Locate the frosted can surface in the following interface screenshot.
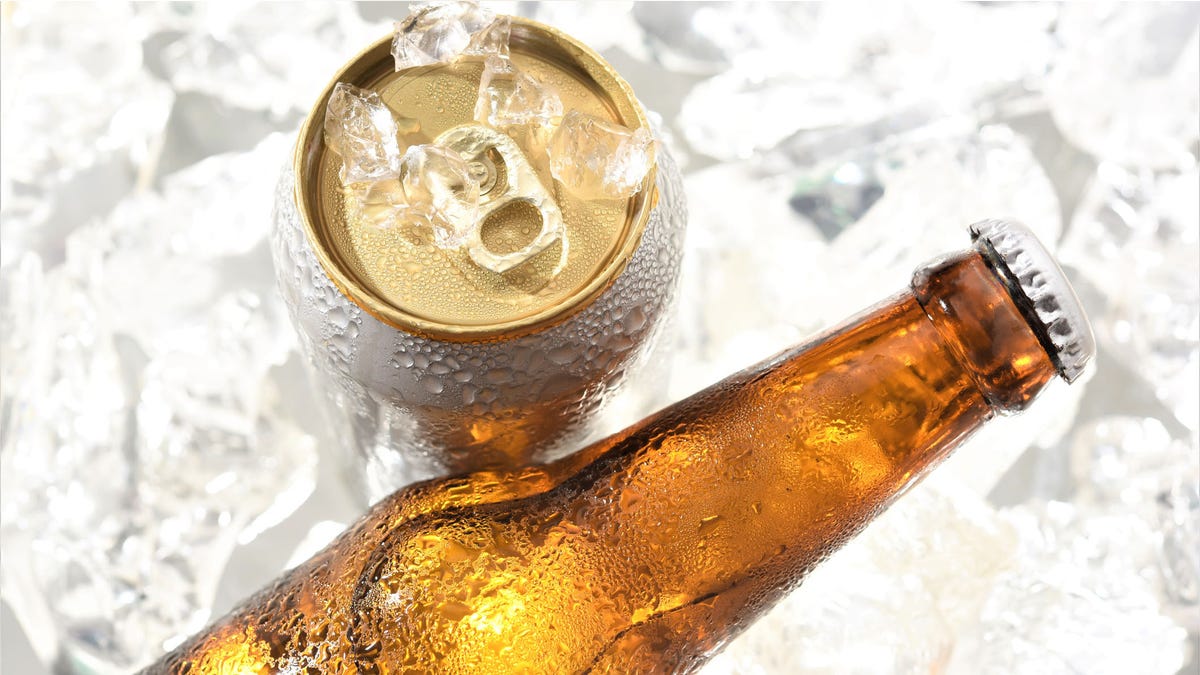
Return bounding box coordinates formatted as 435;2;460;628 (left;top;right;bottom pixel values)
271;17;686;502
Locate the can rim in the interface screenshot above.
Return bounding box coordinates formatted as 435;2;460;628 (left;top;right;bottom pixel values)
292;17;657;342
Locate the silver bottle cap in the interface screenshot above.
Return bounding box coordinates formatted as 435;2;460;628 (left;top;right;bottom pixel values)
969;219;1096;383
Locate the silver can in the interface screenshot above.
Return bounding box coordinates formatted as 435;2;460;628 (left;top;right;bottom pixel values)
271;18;686;502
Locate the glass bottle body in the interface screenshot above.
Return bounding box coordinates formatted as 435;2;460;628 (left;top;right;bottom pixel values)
148;248;1063;674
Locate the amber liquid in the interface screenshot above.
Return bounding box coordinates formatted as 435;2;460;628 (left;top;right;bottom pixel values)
148;252;1056;674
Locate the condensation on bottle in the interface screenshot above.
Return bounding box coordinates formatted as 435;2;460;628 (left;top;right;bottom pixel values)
145;219;1094;675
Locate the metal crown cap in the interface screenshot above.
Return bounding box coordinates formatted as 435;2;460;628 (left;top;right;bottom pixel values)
969;219;1096;383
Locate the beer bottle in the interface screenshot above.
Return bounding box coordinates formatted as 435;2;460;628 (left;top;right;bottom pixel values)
145;220;1094;674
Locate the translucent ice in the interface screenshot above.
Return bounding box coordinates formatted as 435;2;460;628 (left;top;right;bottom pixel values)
700;478;1018;674
527;1;641;55
674;121;1061;398
633;2;821;75
474;55;563;130
1155;471;1200;618
0;1;170;183
677;3;1056;160
548;111;655;200
1069;416;1180;509
0;135;316;671
344;178;409;230
680;70;888;161
324;83;404;185
391;1;510;71
59;134;293;354
1047;3;1200;169
156;2;381;116
399;144;482;249
948;502;1189;675
1061;164;1200;429
1066;416;1200;620
0;1;173;269
159;133;294;259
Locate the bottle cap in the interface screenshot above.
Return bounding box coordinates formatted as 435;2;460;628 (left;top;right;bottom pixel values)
969;219;1096;383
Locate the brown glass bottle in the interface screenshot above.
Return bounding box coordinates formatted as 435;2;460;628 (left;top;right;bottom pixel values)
145;220;1093;675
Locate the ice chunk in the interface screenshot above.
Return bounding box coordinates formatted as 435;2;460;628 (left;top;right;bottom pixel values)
0;133;316;670
160;133;294;259
0;1;173;271
788;160;885;241
399;144;482;248
344;178;409;230
948;502;1189;675
680;70;887;161
391;1;510;71
473;55;563;167
548;111;655;200
633;2;820;75
528;1;641;55
676;3;1056;160
156;2;382;115
1069;417;1179;509
673;121;1062;400
1066;416;1199;620
1061;165;1200;429
1155;471;1200;616
700;479;1018;674
324;83;404;184
474;55;563;129
1047;4;1200;169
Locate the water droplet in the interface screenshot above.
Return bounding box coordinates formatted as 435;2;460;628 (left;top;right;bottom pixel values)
698;514;722;536
421;377;445;394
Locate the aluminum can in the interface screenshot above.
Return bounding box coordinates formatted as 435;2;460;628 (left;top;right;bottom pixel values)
271;18;686;502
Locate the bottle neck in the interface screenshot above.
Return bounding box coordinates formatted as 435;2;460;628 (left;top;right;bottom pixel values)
911;250;1058;413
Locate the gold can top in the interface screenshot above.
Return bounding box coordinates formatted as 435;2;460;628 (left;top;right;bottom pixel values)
294;17;656;341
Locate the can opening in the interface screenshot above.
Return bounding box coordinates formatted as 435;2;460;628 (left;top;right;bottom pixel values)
294;18;656;341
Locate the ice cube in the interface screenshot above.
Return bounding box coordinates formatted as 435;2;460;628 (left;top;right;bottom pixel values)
0;132;317;670
391;1;510;71
1047;4;1200;169
399;144;481;248
528;1;642;55
156;2;382;115
676;3;1056;161
700;479;1018;675
1155;471;1200;616
344;178;409;230
1069;416;1179;509
548;111;655;200
474;55;563;130
1061;165;1200;429
324;83;404;184
948;502;1189;675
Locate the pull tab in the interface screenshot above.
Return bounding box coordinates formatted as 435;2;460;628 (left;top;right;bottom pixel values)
435;124;567;274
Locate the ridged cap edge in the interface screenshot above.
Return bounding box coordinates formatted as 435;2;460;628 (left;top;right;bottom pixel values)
970;219;1096;383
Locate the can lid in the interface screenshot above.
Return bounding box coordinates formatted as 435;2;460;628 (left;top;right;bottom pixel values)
294;18;656;341
969;219;1096;383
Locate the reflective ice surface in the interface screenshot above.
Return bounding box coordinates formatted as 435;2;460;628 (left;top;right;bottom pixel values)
391;1;509;70
548;111;655;199
474;55;563;133
1;2;1197;674
324;83;405;184
397;143;482;248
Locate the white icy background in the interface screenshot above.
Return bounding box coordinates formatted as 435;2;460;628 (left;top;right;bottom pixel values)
1;2;1197;673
